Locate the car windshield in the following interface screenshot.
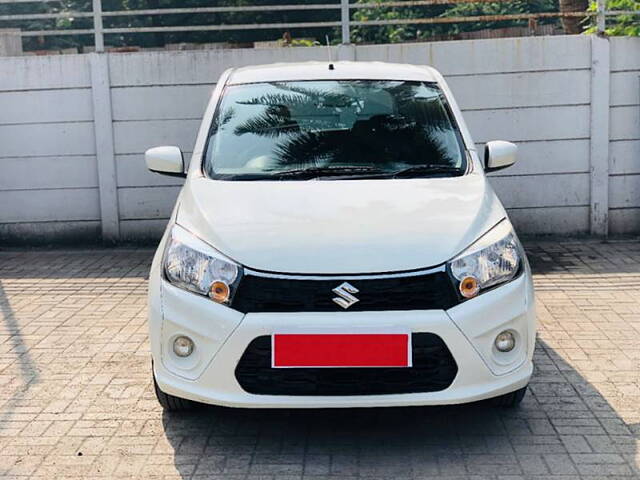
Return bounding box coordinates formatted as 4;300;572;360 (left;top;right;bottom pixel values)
203;80;467;180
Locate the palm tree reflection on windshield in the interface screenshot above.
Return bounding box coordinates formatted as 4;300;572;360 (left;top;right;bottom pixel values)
210;106;235;132
233;104;301;139
230;81;456;172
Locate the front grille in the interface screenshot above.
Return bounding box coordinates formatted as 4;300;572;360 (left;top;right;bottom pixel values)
235;333;458;396
232;269;457;313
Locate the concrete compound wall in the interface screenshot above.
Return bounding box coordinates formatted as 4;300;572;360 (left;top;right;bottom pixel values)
608;38;640;235
0;35;638;244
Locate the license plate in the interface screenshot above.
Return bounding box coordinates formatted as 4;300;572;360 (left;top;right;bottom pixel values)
272;333;412;368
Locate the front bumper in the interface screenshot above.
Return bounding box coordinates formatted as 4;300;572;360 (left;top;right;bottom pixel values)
149;259;536;408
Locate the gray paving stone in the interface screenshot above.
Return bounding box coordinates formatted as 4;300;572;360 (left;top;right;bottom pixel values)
561;435;593;453
516;454;548;474
0;240;638;478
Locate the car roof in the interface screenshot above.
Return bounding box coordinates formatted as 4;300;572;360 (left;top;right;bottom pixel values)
226;61;440;85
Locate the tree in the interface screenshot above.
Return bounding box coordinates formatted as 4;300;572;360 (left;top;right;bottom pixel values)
351;0;561;42
439;0;559;34
584;0;640;35
351;0;451;43
558;0;588;33
2;0;637;52
0;0;338;51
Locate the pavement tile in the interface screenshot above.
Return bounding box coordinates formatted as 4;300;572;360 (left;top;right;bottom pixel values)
0;240;638;478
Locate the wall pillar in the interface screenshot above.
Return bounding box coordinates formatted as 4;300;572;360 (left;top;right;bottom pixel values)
589;35;610;237
340;0;350;45
90;53;119;243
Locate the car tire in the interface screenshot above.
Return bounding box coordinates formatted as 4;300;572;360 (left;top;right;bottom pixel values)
491;385;528;407
153;373;196;411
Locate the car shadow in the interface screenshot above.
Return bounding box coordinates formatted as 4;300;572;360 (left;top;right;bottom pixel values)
160;338;639;478
524;238;640;276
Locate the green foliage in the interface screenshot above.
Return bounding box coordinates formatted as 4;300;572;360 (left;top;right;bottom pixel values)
2;0;637;51
439;0;559;33
351;0;450;43
584;0;640;35
0;0;336;51
350;0;560;42
288;38;322;47
0;0;93;50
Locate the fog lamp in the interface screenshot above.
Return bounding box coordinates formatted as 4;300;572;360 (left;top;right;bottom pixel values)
495;331;516;352
209;281;230;303
173;336;194;357
459;275;480;298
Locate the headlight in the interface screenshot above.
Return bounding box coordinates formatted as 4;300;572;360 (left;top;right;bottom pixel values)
448;220;521;299
163;224;242;304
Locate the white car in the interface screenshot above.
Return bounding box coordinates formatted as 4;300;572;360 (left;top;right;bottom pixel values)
145;61;536;411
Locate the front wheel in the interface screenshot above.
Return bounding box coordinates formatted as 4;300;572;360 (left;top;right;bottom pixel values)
153;372;196;411
491;385;528;407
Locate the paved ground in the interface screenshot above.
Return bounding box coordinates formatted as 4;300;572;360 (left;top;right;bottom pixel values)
0;239;638;479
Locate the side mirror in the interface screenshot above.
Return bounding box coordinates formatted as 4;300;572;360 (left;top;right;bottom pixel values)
484;141;517;173
145;146;185;178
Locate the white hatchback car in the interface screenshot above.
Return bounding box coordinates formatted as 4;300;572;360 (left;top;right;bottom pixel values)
146;61;536;411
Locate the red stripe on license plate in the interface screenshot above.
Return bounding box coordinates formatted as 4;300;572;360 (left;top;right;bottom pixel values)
272;333;411;368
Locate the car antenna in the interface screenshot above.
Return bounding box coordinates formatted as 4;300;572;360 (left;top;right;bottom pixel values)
325;35;334;70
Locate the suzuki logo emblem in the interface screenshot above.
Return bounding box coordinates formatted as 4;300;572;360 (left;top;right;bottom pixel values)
332;282;360;309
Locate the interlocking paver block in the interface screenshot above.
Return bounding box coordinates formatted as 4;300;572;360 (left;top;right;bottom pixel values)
0;240;638;479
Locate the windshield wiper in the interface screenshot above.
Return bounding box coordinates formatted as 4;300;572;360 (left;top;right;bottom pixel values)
391;164;463;178
272;165;388;180
215;164;463;181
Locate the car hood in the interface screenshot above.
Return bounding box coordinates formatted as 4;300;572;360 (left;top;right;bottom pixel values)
177;173;506;274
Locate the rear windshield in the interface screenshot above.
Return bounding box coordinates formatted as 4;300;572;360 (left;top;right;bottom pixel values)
203;80;467;180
